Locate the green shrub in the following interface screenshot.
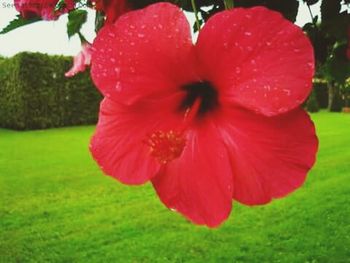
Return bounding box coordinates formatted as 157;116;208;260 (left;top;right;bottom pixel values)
328;85;343;112
306;89;320;113
314;82;328;108
0;52;102;130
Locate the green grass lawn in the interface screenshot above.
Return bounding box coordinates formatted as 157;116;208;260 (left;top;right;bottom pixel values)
0;112;349;262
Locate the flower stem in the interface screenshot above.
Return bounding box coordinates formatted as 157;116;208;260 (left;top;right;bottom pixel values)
306;2;316;26
191;0;201;32
223;0;234;9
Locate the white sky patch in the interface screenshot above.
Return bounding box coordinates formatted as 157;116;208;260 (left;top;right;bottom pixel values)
0;1;321;57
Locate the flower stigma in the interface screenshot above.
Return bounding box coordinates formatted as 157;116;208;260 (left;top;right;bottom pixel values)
145;98;202;164
146;130;186;164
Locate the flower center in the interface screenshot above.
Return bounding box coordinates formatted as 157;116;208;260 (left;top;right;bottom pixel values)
146;130;186;165
180;81;219;116
145;98;202;165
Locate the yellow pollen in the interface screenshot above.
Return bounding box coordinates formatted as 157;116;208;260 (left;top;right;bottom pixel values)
146;130;186;164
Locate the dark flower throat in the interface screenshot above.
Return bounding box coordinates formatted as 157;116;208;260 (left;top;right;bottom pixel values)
180;81;219;116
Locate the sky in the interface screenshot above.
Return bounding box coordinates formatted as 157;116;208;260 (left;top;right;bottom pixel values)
0;1;322;57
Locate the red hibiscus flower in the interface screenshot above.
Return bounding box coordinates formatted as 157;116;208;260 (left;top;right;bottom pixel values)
92;0;130;24
65;42;93;77
90;3;318;227
14;0;75;20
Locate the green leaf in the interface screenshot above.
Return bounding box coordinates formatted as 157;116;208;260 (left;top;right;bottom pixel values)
67;10;87;38
0;15;41;35
322;12;350;41
192;19;204;33
55;0;67;12
321;0;341;22
95;11;105;33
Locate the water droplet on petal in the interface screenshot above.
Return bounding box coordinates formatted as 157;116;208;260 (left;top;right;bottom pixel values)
307;62;314;68
293;48;301;53
235;67;241;74
110;58;116;63
266;41;272;46
244;31;252;36
115;82;122;91
263;85;271;91
283;89;291;96
114;67;120;75
138;33;145;38
130;67;135;73
108;32;115;37
278;107;287;113
130;42;135;46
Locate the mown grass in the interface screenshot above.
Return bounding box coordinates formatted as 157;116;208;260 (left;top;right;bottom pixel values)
0;112;349;262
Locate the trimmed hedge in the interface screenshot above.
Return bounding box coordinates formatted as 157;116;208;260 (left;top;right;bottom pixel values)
0;52;102;130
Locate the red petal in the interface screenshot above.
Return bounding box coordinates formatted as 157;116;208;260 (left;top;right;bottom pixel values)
196;7;315;116
15;0;74;20
91;3;195;104
104;0;130;24
65;43;92;77
217;107;318;205
90;95;183;185
152;120;233;227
